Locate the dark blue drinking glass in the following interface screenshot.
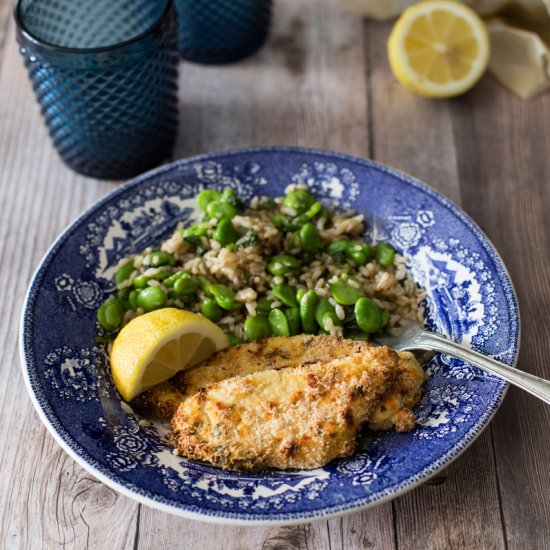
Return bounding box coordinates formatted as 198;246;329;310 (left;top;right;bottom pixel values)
174;0;272;64
15;0;179;179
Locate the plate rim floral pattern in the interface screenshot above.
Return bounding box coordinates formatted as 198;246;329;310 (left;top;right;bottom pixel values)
19;146;520;525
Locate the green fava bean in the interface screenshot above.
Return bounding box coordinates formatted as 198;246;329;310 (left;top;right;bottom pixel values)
210;284;240;310
156;268;174;281
97;298;125;332
96;305;111;332
267;254;301;276
300;290;318;333
315;298;336;329
115;259;134;285
201;298;222;322
380;308;390;327
137;287;167;312
347;331;370;342
104;298;125;328
128;290;139;309
296;289;306;302
244;315;271;341
329;279;365;305
267;261;285;277
227;334;243;346
213;218;239;246
198;276;212;294
149;251;176;267
305;201;322;219
206;200;238;221
354;297;382;333
197;189;222;211
182;224;208;240
346;249;367;266
283;189;313;213
132;274;149;289
117;287;131;304
174;275;199;295
272;284;298;307
289;214;310;231
327;240;352;255
272;215;290;231
163;270;188;287
376;242;395;268
300;223;323;254
221;188;239;205
256;298;273;316
358;242;373;261
285;308;301;336
322;311;342;330
285;232;301;251
268;308;291;337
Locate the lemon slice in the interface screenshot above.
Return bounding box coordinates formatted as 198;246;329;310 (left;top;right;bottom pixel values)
110;308;228;402
388;0;490;98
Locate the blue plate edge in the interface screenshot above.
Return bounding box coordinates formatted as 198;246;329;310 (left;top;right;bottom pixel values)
18;146;520;525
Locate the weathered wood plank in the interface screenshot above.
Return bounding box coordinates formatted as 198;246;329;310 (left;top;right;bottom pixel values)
174;0;370;159
365;21;462;204
138;504;396;550
1;0;549;548
450;75;550;550
393;432;505;550
0;0;12;59
0;20;138;550
367;20;507;550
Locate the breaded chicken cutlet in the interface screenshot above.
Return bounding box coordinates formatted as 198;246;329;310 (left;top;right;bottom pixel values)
132;335;426;434
133;335;367;417
167;346;399;471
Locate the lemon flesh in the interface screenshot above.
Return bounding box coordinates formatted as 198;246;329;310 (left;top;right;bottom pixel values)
388;0;490;98
110;308;228;402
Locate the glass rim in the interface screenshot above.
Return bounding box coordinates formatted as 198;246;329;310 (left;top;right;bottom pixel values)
14;0;173;55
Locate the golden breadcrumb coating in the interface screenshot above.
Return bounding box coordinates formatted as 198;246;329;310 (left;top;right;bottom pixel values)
368;351;426;432
133;335;368;418
167;346;399;471
132;336;425;437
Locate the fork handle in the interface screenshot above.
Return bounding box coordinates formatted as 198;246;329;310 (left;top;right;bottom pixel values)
416;332;550;405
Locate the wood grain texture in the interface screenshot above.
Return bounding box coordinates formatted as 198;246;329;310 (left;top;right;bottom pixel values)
0;0;11;58
450;76;550;550
174;0;370;159
0;17;138;550
1;0;549;548
366;21;462;204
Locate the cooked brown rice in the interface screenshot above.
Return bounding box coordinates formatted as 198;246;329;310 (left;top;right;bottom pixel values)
114;188;425;341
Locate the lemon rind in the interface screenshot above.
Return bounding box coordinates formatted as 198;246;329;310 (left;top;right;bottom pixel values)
110;309;228;402
389;0;490;98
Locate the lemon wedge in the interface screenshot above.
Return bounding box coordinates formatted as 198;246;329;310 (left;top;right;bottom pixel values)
110;308;228;402
388;0;490;98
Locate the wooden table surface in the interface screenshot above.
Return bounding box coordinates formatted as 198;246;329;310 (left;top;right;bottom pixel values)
1;0;549;548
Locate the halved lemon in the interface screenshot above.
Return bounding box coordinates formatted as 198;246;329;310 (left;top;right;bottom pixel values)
388;0;490;98
110;308;228;402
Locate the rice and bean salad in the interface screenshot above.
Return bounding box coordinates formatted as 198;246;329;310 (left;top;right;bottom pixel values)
97;185;425;343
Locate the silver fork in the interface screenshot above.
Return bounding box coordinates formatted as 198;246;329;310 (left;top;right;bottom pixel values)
375;323;550;405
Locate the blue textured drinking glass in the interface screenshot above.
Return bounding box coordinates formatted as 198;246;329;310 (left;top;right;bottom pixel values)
174;0;272;64
15;0;179;179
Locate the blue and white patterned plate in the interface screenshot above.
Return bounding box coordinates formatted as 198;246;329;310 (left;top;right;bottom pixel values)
20;147;519;525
